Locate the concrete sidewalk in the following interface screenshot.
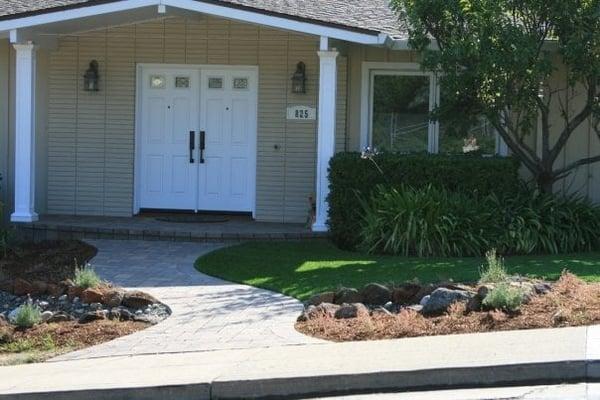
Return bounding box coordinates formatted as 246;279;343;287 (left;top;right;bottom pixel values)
2;325;599;399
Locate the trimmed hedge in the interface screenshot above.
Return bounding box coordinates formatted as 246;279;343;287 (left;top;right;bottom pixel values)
328;152;521;250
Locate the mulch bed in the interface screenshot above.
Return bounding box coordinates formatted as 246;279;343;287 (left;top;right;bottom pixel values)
0;240;97;282
296;273;600;341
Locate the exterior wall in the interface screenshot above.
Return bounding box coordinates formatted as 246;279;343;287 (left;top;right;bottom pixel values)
0;40;8;222
45;15;347;223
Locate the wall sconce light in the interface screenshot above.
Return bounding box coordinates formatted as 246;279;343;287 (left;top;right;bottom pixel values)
291;61;306;94
83;60;100;92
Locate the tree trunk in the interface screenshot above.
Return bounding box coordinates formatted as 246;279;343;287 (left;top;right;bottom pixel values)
537;171;555;194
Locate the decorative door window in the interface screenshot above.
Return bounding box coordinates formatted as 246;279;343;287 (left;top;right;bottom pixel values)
208;77;223;89
150;75;166;89
233;77;249;90
175;76;190;89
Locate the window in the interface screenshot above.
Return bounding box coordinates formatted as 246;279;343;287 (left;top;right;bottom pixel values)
363;63;506;156
150;75;166;89
370;73;432;153
175;76;190;89
208;77;223;89
233;77;249;90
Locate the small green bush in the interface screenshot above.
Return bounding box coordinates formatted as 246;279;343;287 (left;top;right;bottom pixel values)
13;304;42;329
479;249;509;284
328;152;521;250
360;184;492;257
73;264;101;289
482;284;525;312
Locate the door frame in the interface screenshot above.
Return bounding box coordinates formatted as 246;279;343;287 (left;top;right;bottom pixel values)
133;63;259;217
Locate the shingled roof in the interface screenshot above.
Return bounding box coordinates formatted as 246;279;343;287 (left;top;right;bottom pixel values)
0;0;407;39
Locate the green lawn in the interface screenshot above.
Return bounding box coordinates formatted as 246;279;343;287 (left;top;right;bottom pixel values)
195;240;600;301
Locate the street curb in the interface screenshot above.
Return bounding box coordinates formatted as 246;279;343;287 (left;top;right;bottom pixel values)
211;360;590;399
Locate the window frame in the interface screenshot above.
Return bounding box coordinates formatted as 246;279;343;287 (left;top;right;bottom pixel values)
360;61;506;155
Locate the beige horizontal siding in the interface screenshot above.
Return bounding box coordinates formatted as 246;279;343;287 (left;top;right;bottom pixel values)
47;15;348;222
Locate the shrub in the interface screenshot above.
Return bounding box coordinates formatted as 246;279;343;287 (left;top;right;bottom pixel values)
479;250;509;284
13;304;42;328
359;185;600;257
482;284;525;312
360;184;492;257
328;152;521;249
73;264;101;289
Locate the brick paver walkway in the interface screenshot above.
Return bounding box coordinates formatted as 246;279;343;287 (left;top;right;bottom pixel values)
53;239;319;361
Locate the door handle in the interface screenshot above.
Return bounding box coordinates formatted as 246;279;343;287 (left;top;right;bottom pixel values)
189;131;195;163
199;131;206;164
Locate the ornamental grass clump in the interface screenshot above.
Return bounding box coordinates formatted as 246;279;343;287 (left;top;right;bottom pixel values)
13;304;42;329
482;284;525;312
479;249;509;284
73;264;101;289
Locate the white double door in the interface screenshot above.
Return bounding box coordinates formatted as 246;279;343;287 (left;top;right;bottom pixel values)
138;66;257;213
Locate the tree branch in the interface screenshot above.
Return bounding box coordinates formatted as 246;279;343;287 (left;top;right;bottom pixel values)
553;154;600;180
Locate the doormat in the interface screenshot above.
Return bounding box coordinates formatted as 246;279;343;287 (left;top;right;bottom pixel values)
155;215;229;224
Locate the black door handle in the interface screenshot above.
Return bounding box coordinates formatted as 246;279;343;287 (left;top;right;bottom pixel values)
199;131;206;164
189;131;195;163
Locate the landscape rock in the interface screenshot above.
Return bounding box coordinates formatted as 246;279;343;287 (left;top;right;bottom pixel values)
466;296;483;313
31;281;48;295
405;304;424;313
334;303;369;319
422;288;474;315
360;283;391;305
122;291;158;309
372;307;393;316
391;284;421;304
67;285;83;300
119;309;134;321
307;291;335;306
41;311;54;322
79;310;107;324
412;284;437;303
47;312;73;323
81;288;104;304
46;283;64;297
419;295;431;306
534;282;552;295
101;289;125;307
333;288;362;305
13;278;33;296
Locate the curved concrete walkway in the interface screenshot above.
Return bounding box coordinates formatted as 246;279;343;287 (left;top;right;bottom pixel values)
53;239;319;361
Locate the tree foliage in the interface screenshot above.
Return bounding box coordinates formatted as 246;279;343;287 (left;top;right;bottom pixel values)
393;0;600;192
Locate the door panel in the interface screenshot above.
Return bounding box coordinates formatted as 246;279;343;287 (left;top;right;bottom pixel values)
198;69;257;212
139;68;199;210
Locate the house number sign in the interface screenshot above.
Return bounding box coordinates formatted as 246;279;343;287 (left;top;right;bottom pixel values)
287;105;316;121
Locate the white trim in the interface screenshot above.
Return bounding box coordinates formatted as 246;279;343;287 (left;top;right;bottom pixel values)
312;50;338;232
360;61;439;153
0;0;385;45
134;63;258;217
11;43;38;223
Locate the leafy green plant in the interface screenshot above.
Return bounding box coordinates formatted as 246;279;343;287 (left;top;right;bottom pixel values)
328;152;521;250
73;264;101;289
482;284;525;312
360;184;492;257
479;250;509;284
13;304;42;329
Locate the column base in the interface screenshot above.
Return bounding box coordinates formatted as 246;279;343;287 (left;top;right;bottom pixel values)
311;222;329;232
11;211;39;223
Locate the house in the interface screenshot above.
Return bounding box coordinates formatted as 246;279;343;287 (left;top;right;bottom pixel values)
0;0;597;232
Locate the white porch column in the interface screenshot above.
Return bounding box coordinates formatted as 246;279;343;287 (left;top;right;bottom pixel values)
312;39;338;232
11;43;38;223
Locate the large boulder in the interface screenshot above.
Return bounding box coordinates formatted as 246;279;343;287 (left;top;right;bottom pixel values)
391;284;421;304
333;288;362;305
122;291;158;309
360;283;391;305
307;291;335;306
334;303;369;319
31;281;48;295
81;288;104;304
422;288;474;315
411;283;437;304
13;278;33;296
101;289;125;308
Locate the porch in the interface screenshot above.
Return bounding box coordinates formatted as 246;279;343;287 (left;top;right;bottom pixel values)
15;213;323;243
